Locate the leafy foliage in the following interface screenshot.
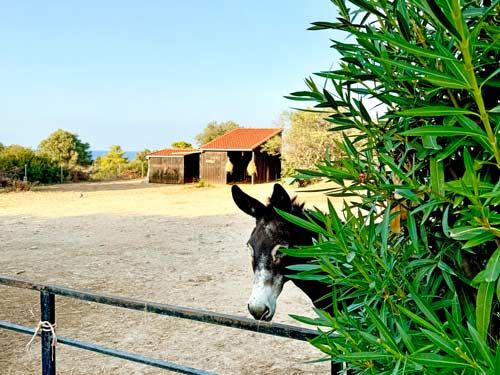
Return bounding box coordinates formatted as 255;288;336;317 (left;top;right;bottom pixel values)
195;120;240;146
279;110;344;178
171;141;193;149
261;135;282;156
92;145;129;180
38;129;92;167
0;144;59;184
285;0;500;373
125;148;151;178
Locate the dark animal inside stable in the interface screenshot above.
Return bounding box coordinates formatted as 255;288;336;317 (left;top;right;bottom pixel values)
199;149;281;185
226;151;252;184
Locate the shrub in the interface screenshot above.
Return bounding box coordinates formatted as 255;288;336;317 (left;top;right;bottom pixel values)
123;149;150;179
285;0;499;373
171;141;193;149
38;129;92;167
0;145;60;184
276;110;345;180
92;145;129;180
195;121;240;146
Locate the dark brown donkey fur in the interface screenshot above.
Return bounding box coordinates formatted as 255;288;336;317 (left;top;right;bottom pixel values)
232;184;331;315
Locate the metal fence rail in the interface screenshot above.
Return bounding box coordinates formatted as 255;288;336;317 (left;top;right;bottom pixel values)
0;275;336;374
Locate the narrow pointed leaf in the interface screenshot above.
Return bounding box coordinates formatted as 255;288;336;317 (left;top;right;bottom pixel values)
399;107;477;117
476;281;495;340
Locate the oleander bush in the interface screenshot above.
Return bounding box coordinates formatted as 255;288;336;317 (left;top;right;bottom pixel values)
285;0;499;373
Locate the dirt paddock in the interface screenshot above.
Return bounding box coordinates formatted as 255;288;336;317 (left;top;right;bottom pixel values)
0;180;342;374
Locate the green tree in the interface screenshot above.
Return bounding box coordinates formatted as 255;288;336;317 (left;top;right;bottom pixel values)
38;129;92;167
125;148;151;178
93;145;128;180
0;145;59;183
284;0;500;373
134;149;151;163
171;141;193;149
195;120;240;146
261;135;282;156
279;110;343;177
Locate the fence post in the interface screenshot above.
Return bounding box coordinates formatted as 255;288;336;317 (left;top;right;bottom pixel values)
40;290;56;375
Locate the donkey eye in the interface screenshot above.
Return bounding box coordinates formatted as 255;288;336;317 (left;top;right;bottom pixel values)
271;244;284;264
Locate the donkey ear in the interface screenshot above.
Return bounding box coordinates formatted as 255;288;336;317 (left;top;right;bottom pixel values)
231;185;266;218
270;184;291;212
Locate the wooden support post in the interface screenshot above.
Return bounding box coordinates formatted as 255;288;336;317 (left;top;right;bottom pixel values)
251;152;255;185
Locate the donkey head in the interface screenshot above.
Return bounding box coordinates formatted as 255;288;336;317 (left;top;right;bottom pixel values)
232;184;300;321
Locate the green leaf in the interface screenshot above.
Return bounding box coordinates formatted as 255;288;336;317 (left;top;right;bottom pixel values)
425;0;462;41
436;136;471;162
467;323;495;368
476;281;495;340
407;283;443;331
409;353;471;368
430;158;445;196
339;352;395;361
349;0;386;18
399;107;477;117
366;306;399;351
289;314;329;327
463;231;496;248
375;57;469;89
472;270;486;286
423;136;442;150
397;305;441;334
378;153;411;183
369;33;456;60
286;92;324;103
402;125;488;139
420;329;457;356
449;226;488;240
484;248;500;283
380;204;391;259
396;321;416;353
407;212;419;251
286;264;321;272
437;261;456;276
395;6;411;41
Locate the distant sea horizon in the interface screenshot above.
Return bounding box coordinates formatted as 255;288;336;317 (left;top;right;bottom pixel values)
91;150;138;161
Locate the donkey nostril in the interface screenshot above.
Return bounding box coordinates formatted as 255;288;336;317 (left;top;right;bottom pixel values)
248;303;271;320
263;306;270;318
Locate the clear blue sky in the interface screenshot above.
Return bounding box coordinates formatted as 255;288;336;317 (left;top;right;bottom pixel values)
1;0;339;150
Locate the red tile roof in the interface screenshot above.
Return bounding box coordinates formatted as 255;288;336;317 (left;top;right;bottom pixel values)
201;128;282;150
148;148;200;157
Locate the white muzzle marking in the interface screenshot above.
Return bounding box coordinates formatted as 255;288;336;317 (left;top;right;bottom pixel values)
248;263;284;321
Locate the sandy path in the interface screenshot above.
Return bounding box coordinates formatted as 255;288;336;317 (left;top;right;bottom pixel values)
0;180;341;374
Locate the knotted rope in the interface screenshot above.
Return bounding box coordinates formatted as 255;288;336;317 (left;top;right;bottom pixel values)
25;321;57;359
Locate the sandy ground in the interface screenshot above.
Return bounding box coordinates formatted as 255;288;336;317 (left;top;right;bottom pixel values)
0;180;342;375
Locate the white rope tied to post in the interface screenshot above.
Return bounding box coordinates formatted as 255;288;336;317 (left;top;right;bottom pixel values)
25;321;57;359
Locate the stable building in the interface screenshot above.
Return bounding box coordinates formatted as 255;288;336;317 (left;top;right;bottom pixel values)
200;128;282;185
147;149;200;184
